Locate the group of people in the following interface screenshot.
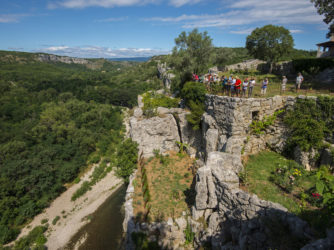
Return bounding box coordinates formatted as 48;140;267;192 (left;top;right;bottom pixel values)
192;72;304;97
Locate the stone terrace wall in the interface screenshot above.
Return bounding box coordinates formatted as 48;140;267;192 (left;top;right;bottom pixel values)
202;95;295;158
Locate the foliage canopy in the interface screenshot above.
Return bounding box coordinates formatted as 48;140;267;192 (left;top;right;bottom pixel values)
311;0;334;38
246;25;294;71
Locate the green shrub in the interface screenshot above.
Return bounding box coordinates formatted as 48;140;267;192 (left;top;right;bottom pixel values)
131;232;160;250
284;98;334;152
116;138;138;183
0;225;20;245
52;216;60;225
186;101;205;131
184;222;195;245
40;219;48;224
142;92;179;117
88;154;100;164
71;181;91;201
292;58;334;75
74;177;80;184
250;110;284;135
13;226;47;250
181;81;206;106
271;161;305;193
310;166;334;213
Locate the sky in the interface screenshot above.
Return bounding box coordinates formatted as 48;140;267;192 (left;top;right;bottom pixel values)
0;0;330;58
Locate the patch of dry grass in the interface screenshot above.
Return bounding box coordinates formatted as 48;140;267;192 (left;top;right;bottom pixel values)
133;151;196;222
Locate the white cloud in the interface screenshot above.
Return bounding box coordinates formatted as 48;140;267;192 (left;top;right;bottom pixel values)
0;14;29;23
94;16;128;22
230;28;254;34
289;29;303;34
169;0;202;7
48;0;200;9
48;0;154;9
35;45;170;58
144;0;323;29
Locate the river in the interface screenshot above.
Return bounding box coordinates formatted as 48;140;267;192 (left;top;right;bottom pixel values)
65;185;127;250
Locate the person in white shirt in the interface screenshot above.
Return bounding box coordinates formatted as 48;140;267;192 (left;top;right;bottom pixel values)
242;78;249;98
296;72;303;92
248;77;256;98
281;76;287;95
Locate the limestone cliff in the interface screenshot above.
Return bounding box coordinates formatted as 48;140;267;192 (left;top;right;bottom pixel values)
123;94;334;250
37;53;89;64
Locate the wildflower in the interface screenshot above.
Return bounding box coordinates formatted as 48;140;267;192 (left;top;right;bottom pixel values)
311;193;320;199
292;169;302;177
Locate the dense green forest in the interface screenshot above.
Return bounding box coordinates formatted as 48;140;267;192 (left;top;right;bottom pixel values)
0;51;161;244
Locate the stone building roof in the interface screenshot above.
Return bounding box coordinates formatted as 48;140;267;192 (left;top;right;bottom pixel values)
317;35;334;47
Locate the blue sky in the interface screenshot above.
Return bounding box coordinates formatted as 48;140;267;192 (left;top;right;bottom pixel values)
0;0;330;58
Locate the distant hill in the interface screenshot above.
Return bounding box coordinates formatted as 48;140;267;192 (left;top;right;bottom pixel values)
0;50;138;71
107;57;151;62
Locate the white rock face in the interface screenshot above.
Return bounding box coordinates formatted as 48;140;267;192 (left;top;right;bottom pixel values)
129;114;180;157
133;107;143;118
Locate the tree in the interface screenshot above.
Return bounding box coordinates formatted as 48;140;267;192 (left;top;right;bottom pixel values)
311;0;334;38
169;29;213;90
246;25;294;73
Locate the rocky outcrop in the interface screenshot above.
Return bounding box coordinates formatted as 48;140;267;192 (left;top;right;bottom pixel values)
37;54;89;64
129;96;202;158
157;62;175;90
125;93;334;250
192;151;314;249
123;172;137;250
301;228;334;250
129;114;181;158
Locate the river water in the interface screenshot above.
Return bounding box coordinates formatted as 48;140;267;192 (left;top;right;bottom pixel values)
65;185;127;250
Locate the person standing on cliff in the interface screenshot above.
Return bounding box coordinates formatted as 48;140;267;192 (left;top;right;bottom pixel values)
281;76;287;95
221;75;227;95
231;77;236;97
296;72;304;93
235;76;242;97
261;78;269;96
242;78;249;98
227;75;232;96
248;77;256;98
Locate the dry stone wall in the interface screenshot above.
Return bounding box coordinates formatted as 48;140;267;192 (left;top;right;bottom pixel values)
202;94;295;159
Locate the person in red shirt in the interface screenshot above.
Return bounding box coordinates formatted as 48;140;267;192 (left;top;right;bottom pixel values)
235;77;242;97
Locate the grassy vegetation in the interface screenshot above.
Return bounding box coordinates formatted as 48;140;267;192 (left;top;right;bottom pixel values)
133;151;196;222
142;91;180;117
51;216;60;226
242;151;307;212
12;226;47;250
242;151;334;237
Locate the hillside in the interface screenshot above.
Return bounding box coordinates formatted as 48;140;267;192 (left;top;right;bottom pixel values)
0;50;161;246
0;50;139;71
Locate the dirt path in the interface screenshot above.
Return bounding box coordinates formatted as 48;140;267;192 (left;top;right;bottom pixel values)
14;166;123;250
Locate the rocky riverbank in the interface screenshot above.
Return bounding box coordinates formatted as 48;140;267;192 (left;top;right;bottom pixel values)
12;167;122;250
